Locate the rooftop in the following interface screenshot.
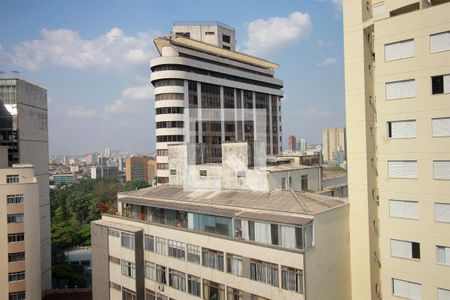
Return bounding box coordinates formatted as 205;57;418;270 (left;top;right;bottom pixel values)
153;35;279;69
118;185;347;225
172;21;235;31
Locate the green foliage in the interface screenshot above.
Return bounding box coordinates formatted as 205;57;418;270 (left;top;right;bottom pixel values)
124;179;150;191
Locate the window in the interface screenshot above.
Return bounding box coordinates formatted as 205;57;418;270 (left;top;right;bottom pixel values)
156;264;166;284
145;289;155;300
385;39;414;61
304;223;314;249
226;254;243;276
227;287;243;300
437;246;450;266
122;288;137;300
205;31;215;35
222;34;231;43
432;74;450;95
434;161;450;180
288;176;292;189
385;79;416;100
433;118;450;137
157;149;169;156
8;233;24;243
7;213;24;224
250;295;269;300
280;225;297;249
108;228;120;237
110;281;121;291
6;194;23;204
391;239;421;260
8;271;25;282
301;175;308;191
250;259;279;286
121;260;136;278
188;275;201;297
392;278;421;300
8;291;25;300
121;232;135;250
169;169;176;175
387;120;416;139
237;171;246;178
144;234;154;252
202;248;224;271
6;175;19;184
388;161;417;179
155;93;184;101
109;256;120;264
203;279;225;300
200;169;207;177
436;203;450;223
154;79;184;87
281;266;304;293
389;200;419;219
156;135;184;143
281;177;287;190
431;31;450;53
155;237;167;255
438;288;450;300
157;163;168;170
187;244;200;264
372;2;385;16
188;213;232;236
169;269;186;291
8;252;25;262
168;240;185;259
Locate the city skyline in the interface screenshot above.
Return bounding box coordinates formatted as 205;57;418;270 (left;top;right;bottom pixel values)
0;0;345;156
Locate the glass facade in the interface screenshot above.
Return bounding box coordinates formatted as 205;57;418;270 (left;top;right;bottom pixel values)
0;80;19;165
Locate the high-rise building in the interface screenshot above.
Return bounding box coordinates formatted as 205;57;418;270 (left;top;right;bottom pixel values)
91;166;119;180
104;147;112;158
150;22;284;184
125;157;155;184
288;135;296;152
343;1;450;299
296;138;307;153
322;128;346;163
0;147;42;300
0;78;51;293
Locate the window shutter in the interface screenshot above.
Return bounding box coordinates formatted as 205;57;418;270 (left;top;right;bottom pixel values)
446;248;450;265
408;281;422;300
433;161;450;180
393;279;409;298
391;240;407;258
431;31;450;53
402;80;416;98
401;40;415;58
389;200;404;217
386;81;402;99
435;203;450;223
404;201;419;219
445;75;450;94
390;121;416;138
432;118;450;137
385;42;402;61
438;288;450;300
389;161;417;178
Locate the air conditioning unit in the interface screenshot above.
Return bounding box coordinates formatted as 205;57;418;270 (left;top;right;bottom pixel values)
158;284;164;292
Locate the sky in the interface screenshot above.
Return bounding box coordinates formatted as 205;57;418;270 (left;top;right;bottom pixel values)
0;0;345;156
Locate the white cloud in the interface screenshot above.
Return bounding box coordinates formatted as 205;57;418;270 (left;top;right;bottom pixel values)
104;85;153;115
331;0;343;15
317;57;338;66
244;12;312;55
11;27;157;71
66;105;98;119
316;39;332;48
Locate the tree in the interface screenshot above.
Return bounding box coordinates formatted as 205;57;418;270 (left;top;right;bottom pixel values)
124;179;150;191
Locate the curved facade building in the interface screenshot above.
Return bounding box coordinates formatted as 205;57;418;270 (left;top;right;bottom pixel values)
150;22;284;184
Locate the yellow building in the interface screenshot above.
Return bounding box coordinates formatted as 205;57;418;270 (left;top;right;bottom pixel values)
322;128;346;163
343;0;450;299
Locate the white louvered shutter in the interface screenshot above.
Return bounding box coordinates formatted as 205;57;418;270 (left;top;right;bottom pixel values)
385;43;401;61
447;248;450;265
404;201;419;219
401;39;415;59
403;161;417;178
444;75;450;94
391;240;410;258
438;288;450;300
372;2;385;16
386;81;402;100
431;31;450;53
434;161;450;180
436;203;450;223
433;118;450;137
391;121;416;138
393;279;409;298
402;80;416;98
408;282;422;300
389;200;404;217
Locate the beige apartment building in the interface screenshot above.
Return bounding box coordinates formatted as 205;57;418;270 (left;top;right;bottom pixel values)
322;127;346;162
344;0;450;299
0;147;41;300
91;142;351;300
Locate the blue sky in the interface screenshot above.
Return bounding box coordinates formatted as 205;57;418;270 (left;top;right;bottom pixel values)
0;0;345;155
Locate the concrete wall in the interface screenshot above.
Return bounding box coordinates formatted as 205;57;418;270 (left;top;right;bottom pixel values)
304;206;351;300
91;222;110;300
